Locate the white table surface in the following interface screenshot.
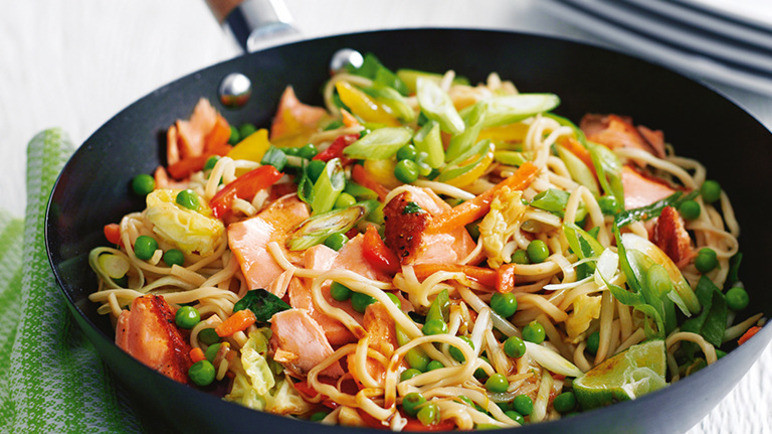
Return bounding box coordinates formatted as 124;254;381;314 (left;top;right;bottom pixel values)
1;0;769;432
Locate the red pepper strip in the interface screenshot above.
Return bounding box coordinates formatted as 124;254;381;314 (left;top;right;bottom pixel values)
103;223;121;245
314;134;359;164
738;326;761;346
496;263;517;293
362;225;401;275
357;408;456;431
428;162;538;234
412;263;497;289
352;164;390;202
210;165;283;219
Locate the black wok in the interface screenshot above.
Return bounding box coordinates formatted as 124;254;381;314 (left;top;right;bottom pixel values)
45;29;772;433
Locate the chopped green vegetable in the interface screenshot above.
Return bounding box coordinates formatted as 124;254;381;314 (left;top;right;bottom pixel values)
485;373;509;393
344;181;378;201
402;392;427;417
233;288;291;323
199;328;221;345
531;189;587;222
446;101;487;161
323;232;349;251
343;126;413;160
402;201;425;215
504;336;526;358
586;331;600;355
297;143;318;159
351;291;376;313
678;199;701;220
238;123;257;138
681;276;727;347
471;93;560;128
588;143;624;212
526;240;550;263
334;192;357;209
330;282;352;301
493;150;529;167
204;156;220;171
310;158;346;214
422;318;448;336
287;201;376;251
556;144;599;195
416;77;464;135
260;147;288;171
449;336;474;362
413;120;444;168
512;394;533;416
189;360;215;386
490;292;518;318
396;144;418;161
363;84;414;121
228;126;240;145
406;348;430;371
695;248;718;273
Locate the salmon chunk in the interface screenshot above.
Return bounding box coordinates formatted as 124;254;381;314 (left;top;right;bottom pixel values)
651;206;694;268
115;295;191;383
620;166;675;210
270;309;344;378
581;114;666;158
228;195;309;290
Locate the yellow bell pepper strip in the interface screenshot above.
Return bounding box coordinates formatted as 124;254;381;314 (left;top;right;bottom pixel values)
227;128;271;163
335;81;400;126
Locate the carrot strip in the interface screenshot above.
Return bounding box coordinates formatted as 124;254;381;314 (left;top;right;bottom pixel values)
428;162;538;233
189;347;206;363
215;309;257;337
496;263;517;293
559;136;595;174
340;108;362;128
412;263;497;289
103;223;121;245
352;164;390;202
738;326;761;346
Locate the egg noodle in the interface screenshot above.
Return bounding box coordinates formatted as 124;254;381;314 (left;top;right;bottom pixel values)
89;59;763;429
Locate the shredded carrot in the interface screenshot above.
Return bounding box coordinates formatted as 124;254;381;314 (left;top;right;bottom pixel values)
215;309;257;337
496;263;517;293
559;136;596;174
428;162;538;233
738;326;761;346
352;164;390;202
189;347;206;363
103;223;121;245
340;108;361;128
412;263;497;289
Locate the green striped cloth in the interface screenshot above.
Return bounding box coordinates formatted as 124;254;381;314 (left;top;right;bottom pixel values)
0;129;140;432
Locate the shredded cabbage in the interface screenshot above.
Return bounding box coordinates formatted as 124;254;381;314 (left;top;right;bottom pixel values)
565;293;602;341
145;189;224;256
479;186;526;267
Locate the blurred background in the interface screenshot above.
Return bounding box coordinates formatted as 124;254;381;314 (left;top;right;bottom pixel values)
1;0;770;431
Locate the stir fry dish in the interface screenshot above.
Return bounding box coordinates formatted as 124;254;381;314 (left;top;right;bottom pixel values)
89;53;764;430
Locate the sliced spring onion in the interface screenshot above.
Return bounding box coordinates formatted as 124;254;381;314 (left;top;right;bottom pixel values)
588;143;624;206
364;84;414;121
286;201;377;251
469;94;560;129
494;151;529;167
97;253;130;279
437;140;493;182
396;69;470;94
416;77;464;135
413;120;444;168
311;158;346;214
524;342;585;377
343;126;413;160
344;181;378;201
531;189;587;223
446;101;487;162
556;144;599;195
260;147;288;172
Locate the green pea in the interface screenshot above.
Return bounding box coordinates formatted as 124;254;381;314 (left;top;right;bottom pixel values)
307;159;326;183
133;235;158;260
552;391;576;413
175;306;200;329
402;392;426;417
695;247;718;273
449;336;474;363
238;123;257;138
394;159;419;184
511;249;530;265
701;180;721;204
298;143;318;159
163;249;185;267
726;286;749;311
396;144;418;161
188;360;215;386
330;282;352;301
485;373;509;393
490;292;518;318
131;174;155;196
597;195;620;215
228;126;240;145
309;411;328;422
504;336;526;358
522;321;546;344
323;233;349;251
422;318;448;336
474;355;489;380
282;147;299;156
176;189;200;211
334;192;357;209
678;200;701;220
205;343;221;363
198;328;221;345
417;402;440;426
526;240;549;263
387;292;402;309
505;410;525;424
586;331;600;355
512;394;533;416
204;155;220;171
351;291;376;313
406;348;430;372
426;360;444;371
401;368;422;381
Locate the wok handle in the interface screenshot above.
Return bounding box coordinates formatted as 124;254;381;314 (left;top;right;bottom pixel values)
205;0;298;52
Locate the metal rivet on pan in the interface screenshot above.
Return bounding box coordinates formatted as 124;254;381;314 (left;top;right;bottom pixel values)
329;48;364;74
219;73;252;108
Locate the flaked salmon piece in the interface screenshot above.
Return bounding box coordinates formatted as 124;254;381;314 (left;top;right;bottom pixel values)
304;244;339;271
228;195;309;290
621;166;675;210
347;302;402;386
270;309;345;378
167;124;181;166
115;295;191;383
288;277;358;346
332;234;392;282
153;166;189;190
383;187;477;265
270;86;328;141
580;114;665;158
651;206;695;268
176;98;218;161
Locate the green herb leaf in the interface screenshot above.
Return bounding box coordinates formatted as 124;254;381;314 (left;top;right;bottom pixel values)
233;288;291;323
402;201;425;215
